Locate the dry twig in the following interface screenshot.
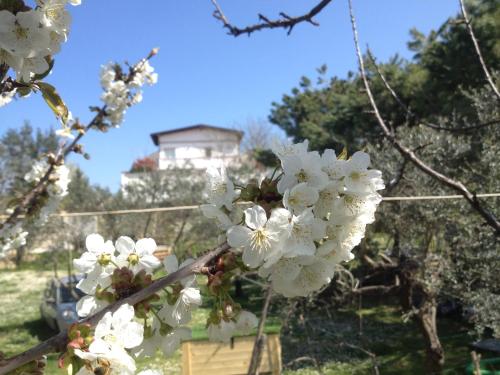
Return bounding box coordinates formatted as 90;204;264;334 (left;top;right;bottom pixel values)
347;0;500;234
247;287;273;375
366;50;500;133
459;0;500;101
210;0;332;36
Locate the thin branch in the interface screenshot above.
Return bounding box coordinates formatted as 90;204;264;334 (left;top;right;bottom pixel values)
459;0;500;101
210;0;332;37
352;284;399;296
0;242;230;375
366;50;500;133
348;0;500;234
247;287;273;375
340;342;380;375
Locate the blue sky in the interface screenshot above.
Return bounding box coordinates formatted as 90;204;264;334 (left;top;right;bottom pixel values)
1;0;459;191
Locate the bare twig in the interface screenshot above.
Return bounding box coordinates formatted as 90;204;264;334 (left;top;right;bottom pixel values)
0;242;230;375
459;0;500;101
247;287;273;375
348;0;500;234
341;343;380;375
210;0;332;36
366;50;500;133
471;351;482;375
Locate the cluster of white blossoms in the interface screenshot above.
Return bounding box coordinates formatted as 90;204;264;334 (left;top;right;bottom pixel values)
0;222;28;258
0;88;17;107
70;234;207;373
0;0;81;82
100;59;158;126
24;159;70;224
72;302;164;375
202;139;384;298
0;159;70;258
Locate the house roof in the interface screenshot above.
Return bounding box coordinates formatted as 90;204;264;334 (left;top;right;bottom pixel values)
150;124;244;146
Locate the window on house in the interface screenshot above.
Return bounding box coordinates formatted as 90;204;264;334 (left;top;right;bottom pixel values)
205;147;212;158
164;148;175;159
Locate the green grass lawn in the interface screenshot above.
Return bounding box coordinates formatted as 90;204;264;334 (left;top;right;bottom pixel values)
0;269;493;375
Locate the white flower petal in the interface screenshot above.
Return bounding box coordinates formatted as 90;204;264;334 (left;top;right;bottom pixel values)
244;205;267;230
135;238;157;256
227;225;252;248
115;236;135;255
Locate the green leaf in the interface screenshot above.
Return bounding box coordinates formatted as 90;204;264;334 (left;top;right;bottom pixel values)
37;82;69;124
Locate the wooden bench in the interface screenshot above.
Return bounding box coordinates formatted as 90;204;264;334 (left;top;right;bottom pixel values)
182;334;282;375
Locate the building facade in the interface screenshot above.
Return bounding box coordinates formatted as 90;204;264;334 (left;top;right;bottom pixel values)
151;124;243;170
120;124;243;191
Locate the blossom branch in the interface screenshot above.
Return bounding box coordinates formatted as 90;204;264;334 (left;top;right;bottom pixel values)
458;0;500;101
347;0;500;234
210;0;332;36
0;242;230;375
0;108;105;228
1;49;158;238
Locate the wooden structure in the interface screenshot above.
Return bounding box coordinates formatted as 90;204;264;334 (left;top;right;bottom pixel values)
182;334;281;375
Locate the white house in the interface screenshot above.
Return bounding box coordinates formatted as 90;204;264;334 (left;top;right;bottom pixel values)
120;124;243;191
151;124;243;170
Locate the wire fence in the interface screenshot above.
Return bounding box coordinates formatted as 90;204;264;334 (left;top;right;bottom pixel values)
46;192;500;217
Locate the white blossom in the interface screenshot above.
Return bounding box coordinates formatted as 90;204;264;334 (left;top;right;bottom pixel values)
235;311;258;334
0;88;16;107
158;287;202;327
283;182;319;214
135;325;191;358
271;138;309;161
227;205;291;268
73;233;116;282
283;208;325;258
75;304;143;375
277;151;329;194
207;320;237;343
115;236;161;274
343;151;385;194
205;165;237;210
0;10;49;58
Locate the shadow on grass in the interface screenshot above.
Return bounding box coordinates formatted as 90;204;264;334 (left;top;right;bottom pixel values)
278;298;476;375
0;318;57;343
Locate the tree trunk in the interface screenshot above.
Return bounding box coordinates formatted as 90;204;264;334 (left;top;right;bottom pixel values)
399;260;444;373
15;246;25;267
415;296;444;373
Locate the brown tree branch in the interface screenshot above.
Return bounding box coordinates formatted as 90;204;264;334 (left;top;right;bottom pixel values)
347;0;500;234
352;284;400;296
210;0;332;37
458;0;500;101
0;242;230;375
247;287;273;375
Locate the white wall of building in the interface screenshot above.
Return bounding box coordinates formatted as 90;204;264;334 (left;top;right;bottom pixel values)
157;128;241;170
